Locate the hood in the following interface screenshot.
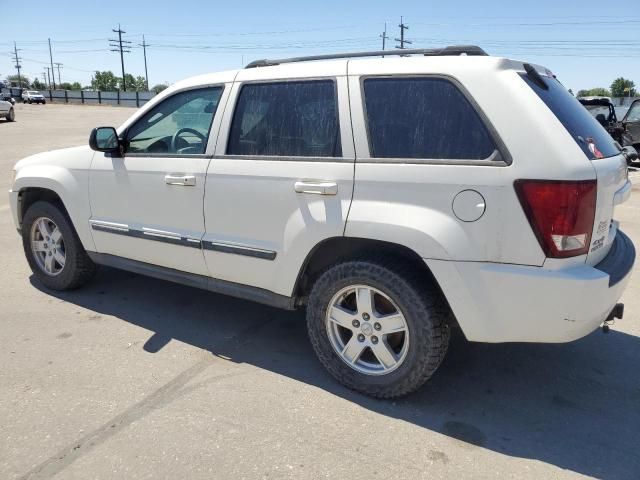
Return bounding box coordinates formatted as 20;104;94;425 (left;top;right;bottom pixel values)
14;145;92;171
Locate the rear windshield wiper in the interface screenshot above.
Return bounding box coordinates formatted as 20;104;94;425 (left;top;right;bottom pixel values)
524;63;548;90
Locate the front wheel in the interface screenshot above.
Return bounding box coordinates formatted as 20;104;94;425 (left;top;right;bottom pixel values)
22;201;96;290
6;108;15;122
306;259;451;398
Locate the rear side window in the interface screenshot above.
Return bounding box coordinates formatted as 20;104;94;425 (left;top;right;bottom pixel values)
520;74;620;159
363;77;497;160
227;80;341;157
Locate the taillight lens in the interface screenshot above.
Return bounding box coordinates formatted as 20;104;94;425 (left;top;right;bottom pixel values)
514;180;597;258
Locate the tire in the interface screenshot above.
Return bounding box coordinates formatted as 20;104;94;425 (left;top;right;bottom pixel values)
42;100;46;105
28;99;32;104
6;108;15;122
306;258;451;398
22;201;96;290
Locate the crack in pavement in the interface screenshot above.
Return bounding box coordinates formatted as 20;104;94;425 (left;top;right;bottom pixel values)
17;316;276;479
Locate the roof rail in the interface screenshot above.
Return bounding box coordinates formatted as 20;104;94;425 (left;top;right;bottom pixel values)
245;45;488;68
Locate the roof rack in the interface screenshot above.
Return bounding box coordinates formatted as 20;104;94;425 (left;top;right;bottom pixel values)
244;45;488;68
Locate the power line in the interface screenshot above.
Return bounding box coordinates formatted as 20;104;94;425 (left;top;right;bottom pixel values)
140;34;150;91
11;41;23;87
109;24;131;91
395;16;412;50
380;23;388;57
54;62;63;85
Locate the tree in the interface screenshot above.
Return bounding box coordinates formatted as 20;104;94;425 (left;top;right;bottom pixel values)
151;83;169;94
58;81;82;90
610;77;636;97
7;74;30;88
576;87;611;97
92;71;119;91
32;78;46;90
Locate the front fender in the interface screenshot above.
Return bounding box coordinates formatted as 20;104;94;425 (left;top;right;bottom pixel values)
12;147;95;251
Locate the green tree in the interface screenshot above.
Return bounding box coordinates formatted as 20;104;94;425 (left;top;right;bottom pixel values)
576;87;611;97
7;74;30;88
92;71;119;91
116;74;147;91
151;83;169;94
610;77;636;97
32;78;46;90
60;81;83;90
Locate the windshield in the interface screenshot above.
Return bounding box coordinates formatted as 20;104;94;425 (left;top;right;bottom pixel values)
27;91;40;95
520;74;620;159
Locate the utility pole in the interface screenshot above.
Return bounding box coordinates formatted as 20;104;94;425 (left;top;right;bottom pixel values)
42;72;47;87
380;23;389;57
48;38;56;89
12;42;22;88
139;34;150;91
109;24;131;91
395;16;412;50
45;67;52;89
54;63;63;86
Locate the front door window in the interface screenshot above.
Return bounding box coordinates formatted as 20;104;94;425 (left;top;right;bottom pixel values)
126;87;223;155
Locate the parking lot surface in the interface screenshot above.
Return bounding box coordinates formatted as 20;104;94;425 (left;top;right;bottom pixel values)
1;103;640;480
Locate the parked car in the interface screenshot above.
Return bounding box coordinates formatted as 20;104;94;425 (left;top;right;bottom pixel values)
0;97;15;121
1;91;16;105
22;90;46;104
9;47;635;398
578;96;624;144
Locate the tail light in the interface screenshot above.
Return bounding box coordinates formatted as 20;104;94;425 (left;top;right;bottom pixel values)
514;179;597;258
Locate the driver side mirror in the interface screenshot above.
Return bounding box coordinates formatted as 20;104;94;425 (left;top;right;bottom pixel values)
89;127;121;154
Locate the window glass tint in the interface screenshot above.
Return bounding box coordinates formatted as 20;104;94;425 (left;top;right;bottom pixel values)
227;80;341;157
127;87;222;155
363;77;496;160
625;101;640;123
520;74;619;159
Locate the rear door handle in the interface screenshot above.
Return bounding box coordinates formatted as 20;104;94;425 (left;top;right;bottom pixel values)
294;181;338;195
165;174;196;186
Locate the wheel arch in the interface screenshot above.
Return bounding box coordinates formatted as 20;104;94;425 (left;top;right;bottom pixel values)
293;237;457;324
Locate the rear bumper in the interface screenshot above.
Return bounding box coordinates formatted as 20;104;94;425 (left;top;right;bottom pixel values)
425;231;635;343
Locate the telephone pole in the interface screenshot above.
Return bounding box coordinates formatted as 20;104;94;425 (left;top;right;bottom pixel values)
139;34;150;91
54;63;63;85
44;67;52;89
12;42;22;88
380;23;389;57
48;38;56;89
395;16;412;50
42;72;47;87
109;24;131;91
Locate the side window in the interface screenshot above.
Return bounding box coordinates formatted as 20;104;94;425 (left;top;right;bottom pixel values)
363;77;497;160
126;86;223;155
227;80;341;157
626;102;640;123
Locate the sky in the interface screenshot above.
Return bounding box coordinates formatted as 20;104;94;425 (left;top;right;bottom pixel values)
0;0;638;92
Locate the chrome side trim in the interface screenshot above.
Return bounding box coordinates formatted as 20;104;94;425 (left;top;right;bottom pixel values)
90;222;277;260
203;241;277;260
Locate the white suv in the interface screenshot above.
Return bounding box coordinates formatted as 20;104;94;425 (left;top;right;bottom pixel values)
9;47;636;398
22;90;46;104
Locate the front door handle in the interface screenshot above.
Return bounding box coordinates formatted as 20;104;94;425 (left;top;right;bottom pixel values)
165;174;196;186
294;181;338;195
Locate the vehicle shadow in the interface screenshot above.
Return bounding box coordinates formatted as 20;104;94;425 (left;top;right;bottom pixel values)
32;267;640;480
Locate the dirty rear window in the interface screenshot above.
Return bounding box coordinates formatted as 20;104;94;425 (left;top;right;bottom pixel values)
520;74;620;159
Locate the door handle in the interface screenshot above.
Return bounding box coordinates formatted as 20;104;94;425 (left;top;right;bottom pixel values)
165;174;196;186
294;181;338;195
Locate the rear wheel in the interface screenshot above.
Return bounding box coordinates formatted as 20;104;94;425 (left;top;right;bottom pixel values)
22;201;96;290
6;108;15;122
306;259;451;398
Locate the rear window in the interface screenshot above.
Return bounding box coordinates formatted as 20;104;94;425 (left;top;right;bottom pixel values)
520;74;620;159
363;77;497;160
